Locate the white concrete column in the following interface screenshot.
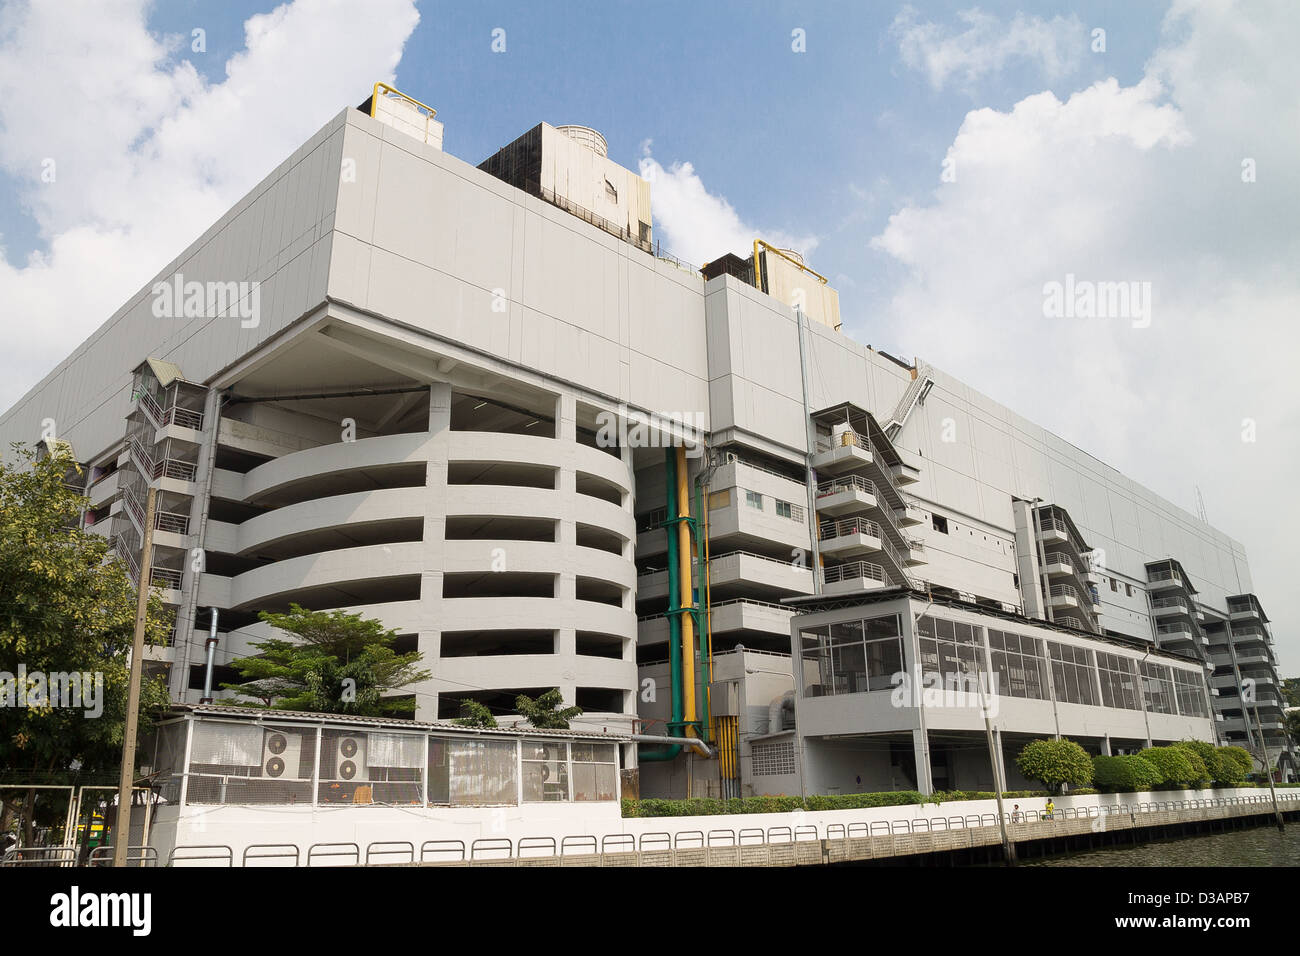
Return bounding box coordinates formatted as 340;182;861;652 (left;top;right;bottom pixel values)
418;384;449;721
555;393;577;705
912;727;934;795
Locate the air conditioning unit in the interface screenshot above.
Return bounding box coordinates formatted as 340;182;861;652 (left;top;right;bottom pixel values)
336;734;368;782
263;730;301;780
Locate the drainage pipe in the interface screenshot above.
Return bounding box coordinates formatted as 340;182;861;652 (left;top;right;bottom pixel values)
632;734;712;757
639;449;685;762
200;607;219;704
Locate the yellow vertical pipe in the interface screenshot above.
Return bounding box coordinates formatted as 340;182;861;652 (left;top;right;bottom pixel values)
676;445;697;736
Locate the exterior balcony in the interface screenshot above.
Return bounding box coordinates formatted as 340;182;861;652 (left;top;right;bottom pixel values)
635;551;814;602
1234;650;1276;668
708;598;798;637
891;461;921;485
810;430;874;476
1036;516;1071;547
1151;597;1192;618
814;474;878;517
818;516;885;561
1210;672;1239;692
1147;570;1184;593
1041;551;1078;578
1047;583;1081;610
1156;622;1196;644
1231;625;1271;648
899;502;926;526
820;560;890;596
1228;606;1265;625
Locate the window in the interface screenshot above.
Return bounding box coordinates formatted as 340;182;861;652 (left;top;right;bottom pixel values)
522;741;570;802
800;614;903;697
745;490;763;510
571;742;618;801
988;630;1048;700
1110;579;1119;592
1172;669;1210;718
932;514;949;534
1125;583;1134;597
604;178;618;202
429;738;519;806
774;499;804;521
917;616;985;689
1141;662;1177;715
1095;652;1142;710
1045;641;1099;706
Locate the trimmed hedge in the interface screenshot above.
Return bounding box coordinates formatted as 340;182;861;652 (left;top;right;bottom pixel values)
622;788;1105;817
622;792;925;818
1092;754;1162;793
1139;746;1199;787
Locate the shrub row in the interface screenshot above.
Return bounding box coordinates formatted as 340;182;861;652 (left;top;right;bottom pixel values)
622;789;1107;818
622;792;926;818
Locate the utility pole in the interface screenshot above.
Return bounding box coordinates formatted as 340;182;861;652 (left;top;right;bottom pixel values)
980;677;1016;863
114;486;156;868
1250;699;1285;831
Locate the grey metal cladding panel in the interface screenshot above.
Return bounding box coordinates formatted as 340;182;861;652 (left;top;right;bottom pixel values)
0;115;346;456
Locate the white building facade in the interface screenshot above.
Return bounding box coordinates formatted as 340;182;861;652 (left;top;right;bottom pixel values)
1;87;1290;797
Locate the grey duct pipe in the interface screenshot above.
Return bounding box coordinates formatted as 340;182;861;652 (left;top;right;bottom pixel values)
632;734;712;757
200;607;219;704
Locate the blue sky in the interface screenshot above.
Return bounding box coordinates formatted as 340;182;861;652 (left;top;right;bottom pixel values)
0;0;1297;657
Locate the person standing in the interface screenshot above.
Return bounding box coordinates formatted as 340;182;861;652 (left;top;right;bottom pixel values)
1044;798;1056;821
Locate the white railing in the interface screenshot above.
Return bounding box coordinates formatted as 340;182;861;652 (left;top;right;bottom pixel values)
1151;597;1189;612
820;516;882;541
817;475;875;498
815;429;871;454
1043;551;1075;571
822;561;886;584
1049;584;1077;598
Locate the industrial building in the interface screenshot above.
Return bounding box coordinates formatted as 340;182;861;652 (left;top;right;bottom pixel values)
1;84;1291;800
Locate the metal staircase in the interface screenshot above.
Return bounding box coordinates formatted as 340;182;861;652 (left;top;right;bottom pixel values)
882;361;934;440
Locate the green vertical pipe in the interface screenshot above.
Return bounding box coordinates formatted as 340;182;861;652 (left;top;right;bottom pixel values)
695;481;711;739
640;448;684;761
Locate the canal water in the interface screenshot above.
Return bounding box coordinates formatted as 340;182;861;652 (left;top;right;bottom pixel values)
1020;823;1300;866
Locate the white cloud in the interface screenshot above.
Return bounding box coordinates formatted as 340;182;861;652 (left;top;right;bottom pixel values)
870;0;1300;651
0;0;421;412
639;147;818;268
891;5;1085;92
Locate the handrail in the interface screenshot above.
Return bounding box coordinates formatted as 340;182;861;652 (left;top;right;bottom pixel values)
822;561;886;584
817;474;875;498
306;842;359;867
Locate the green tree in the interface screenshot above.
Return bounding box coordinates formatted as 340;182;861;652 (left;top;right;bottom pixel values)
1172;741;1211;786
1;443;171;840
1139;746;1199;788
1091;754;1163;793
454;699;498;728
1215;745;1254;785
514;688;582;730
1015;738;1094;794
222;604;429;717
1280;677;1300;709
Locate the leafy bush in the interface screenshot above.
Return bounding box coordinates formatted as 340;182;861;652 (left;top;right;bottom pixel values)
1172;743;1211;786
1139;746;1199;787
803;792;926;811
1092;754;1163;793
622;792;925;817
1015;738;1095;794
1215;746;1254;785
